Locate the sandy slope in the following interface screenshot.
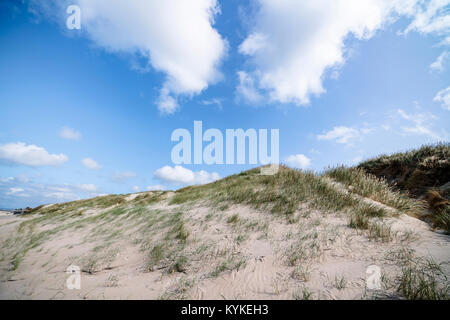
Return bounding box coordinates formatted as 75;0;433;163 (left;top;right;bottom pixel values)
0;193;448;300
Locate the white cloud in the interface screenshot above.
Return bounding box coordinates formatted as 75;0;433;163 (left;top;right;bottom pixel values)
5;187;29;197
201;98;223;109
285;154;311;169
0;177;103;205
78;184;98;192
402;0;450;35
147;185;166;191
154;165;220;185
46;186;71;193
430;51;449;72
45;191;79;201
317;126;361;144
439;36;450;46
239;33;268;55
42;0;227;113
238;0;450;105
360;127;375;135
434;86;450;110
157;87;179;114
60;126;81;140
7;187;24;195
352;156;364;164
82;158;102;170
0;142;68;167
112;171;137;182
236;71;263;103
132;186;140;192
397;108;444;140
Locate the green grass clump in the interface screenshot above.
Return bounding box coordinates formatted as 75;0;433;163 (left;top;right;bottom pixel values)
368;221;393;242
211;256;246;277
396;259;449;300
433;207;450;233
348;204;385;230
326;166;423;216
227;214;240;224
359;143;449;177
349;212;369;230
174;222;190;242
356;143;449;232
146;244;165;272
169;166;389;221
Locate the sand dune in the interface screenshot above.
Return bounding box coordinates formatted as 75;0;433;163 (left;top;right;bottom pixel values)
0;167;449;300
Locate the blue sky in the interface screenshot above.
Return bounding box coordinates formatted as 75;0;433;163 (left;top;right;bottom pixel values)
0;0;449;208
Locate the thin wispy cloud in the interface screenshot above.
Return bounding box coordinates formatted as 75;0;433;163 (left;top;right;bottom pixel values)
397;108;445;141
6;187;26;196
317;126;361;145
0;177;101;205
201;98;224;109
434;86;450;110
430;51;449;72
236;71;263;104
147;185;166;191
112;171;137;183
82;158;102;170
78;184;98;193
60;126;81;140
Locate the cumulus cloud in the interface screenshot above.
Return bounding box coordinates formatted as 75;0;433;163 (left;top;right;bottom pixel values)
0;142;68;167
154;165;220;185
317;126;361;144
238;0;450;105
147;185;166;191
60;126;81;140
285;154;311;169
132;186;140;192
82;158;102;170
434;86;450;110
37;0;227;113
430;51;449;72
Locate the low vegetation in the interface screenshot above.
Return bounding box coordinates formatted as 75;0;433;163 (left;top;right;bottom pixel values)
357;143;450;232
396;257;449;300
1;145;448;299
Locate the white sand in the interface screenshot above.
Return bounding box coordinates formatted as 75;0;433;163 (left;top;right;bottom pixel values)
0;193;448;300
